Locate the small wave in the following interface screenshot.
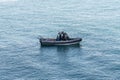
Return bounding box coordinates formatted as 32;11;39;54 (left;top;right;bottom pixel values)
0;45;7;49
0;0;17;2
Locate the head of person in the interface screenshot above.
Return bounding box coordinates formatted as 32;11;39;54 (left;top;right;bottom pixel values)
61;31;64;33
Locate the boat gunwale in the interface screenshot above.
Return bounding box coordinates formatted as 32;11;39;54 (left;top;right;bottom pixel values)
40;38;82;44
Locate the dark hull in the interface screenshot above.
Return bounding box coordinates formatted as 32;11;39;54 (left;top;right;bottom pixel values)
39;38;82;46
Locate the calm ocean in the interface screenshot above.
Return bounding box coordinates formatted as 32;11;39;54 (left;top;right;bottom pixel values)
0;0;120;80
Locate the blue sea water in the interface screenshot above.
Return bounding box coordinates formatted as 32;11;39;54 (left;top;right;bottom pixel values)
0;0;120;80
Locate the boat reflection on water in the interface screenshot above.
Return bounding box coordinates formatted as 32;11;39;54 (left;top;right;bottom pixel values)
40;44;81;53
56;44;81;53
39;44;82;62
39;44;81;55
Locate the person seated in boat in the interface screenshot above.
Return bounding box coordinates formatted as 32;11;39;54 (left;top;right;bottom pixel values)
56;32;62;41
62;32;69;40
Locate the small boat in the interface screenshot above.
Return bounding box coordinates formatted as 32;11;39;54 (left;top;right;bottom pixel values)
39;38;82;46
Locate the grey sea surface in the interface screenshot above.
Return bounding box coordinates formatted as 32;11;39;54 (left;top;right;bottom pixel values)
0;0;120;80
